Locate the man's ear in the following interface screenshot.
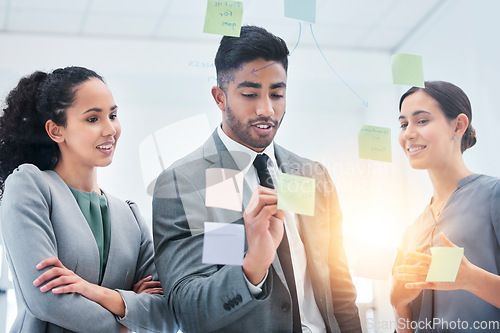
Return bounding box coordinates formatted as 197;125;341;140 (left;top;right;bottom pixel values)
45;120;64;143
455;113;469;137
211;86;226;112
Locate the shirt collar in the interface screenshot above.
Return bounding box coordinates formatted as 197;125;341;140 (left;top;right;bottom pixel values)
217;124;278;173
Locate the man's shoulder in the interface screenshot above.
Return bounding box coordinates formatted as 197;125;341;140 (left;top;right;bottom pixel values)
153;134;217;193
274;144;325;176
275;143;312;163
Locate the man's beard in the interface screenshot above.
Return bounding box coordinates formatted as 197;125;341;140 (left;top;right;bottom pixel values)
225;104;283;149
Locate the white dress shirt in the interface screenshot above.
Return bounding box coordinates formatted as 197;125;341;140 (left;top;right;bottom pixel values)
217;126;326;333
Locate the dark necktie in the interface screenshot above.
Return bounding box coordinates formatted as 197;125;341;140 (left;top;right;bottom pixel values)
253;154;302;333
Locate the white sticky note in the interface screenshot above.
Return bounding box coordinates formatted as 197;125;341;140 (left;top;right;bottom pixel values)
205;168;244;212
202;222;245;266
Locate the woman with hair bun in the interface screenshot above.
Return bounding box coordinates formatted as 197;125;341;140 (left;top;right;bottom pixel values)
0;67;175;332
390;81;500;332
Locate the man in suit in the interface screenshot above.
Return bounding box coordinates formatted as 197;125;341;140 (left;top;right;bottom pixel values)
153;25;361;332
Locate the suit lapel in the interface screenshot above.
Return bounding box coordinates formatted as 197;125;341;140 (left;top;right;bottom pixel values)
204;131;253;222
45;171;101;284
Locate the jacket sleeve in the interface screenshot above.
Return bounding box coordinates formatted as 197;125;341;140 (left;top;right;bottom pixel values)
0;165;122;332
490;179;500;250
152;166;272;333
318;163;362;332
116;201;177;333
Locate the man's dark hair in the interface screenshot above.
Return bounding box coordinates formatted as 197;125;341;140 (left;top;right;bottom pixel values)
215;25;289;88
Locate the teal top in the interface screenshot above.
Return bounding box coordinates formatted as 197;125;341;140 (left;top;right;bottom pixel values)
68;187;111;285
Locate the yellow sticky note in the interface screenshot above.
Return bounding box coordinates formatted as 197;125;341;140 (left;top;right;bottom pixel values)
358;125;392;162
391;53;425;88
426;247;464;282
203;0;243;37
277;173;315;216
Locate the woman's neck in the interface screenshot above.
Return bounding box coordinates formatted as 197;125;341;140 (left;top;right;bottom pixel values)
54;159;100;193
428;156;472;203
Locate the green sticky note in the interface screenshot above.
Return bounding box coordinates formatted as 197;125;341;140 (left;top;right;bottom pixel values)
358;125;392;162
391;53;425;88
426;247;464;282
277;173;315;216
284;0;316;23
203;0;243;37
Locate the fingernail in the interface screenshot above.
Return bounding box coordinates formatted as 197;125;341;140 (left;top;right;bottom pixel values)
40;286;47;292
53;288;59;293
33;279;39;286
36;263;42;269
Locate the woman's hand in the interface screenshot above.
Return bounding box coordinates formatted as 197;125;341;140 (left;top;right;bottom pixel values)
132;276;163;295
390;246;430;310
391;233;500;308
33;257;94;298
404;233;476;292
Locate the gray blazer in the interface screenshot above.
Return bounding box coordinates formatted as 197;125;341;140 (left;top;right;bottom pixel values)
153;131;361;332
0;164;176;333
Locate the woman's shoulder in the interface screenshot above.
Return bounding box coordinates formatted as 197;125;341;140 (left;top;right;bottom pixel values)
470;174;500;193
5;163;51;189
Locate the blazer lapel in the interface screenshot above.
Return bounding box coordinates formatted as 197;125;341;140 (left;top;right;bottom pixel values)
204;130;253;224
100;194;137;288
45;171;101;284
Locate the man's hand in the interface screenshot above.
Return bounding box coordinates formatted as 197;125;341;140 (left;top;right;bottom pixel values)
242;186;285;285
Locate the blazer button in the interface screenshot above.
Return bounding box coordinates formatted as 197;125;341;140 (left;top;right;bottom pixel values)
228;300;235;308
232;297;240;305
236;294;242;302
223;303;231;311
281;302;290;312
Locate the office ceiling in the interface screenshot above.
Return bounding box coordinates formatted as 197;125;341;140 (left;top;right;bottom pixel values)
0;0;445;52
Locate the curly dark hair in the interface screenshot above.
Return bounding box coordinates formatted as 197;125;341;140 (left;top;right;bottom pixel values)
0;66;103;197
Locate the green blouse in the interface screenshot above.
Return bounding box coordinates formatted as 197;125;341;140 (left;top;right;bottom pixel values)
68;187;111;285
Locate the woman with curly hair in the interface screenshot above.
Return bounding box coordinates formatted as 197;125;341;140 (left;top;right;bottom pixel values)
0;67;175;332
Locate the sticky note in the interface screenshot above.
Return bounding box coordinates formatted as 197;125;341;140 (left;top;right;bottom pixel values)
391;53;425;88
426;247;464;282
358;125;392;162
284;0;316;23
203;0;243;37
277;173;315;216
202;222;245;266
205;168;244;212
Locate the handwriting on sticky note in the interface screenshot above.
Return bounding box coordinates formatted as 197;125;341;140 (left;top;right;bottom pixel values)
203;0;243;37
205;168;244;212
277;173;315;216
202;222;245;266
358;125;392;162
284;0;316;23
391;53;425;88
426;247;464;282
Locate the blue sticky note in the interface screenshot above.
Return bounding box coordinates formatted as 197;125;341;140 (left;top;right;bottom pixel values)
284;0;316;23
